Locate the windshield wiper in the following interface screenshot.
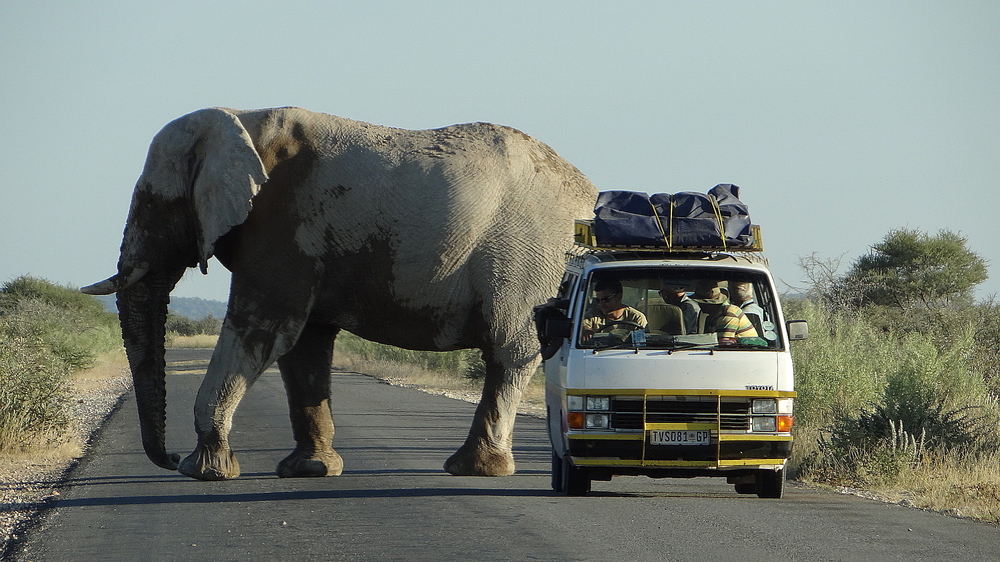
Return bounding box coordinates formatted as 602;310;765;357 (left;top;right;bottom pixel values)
664;341;716;354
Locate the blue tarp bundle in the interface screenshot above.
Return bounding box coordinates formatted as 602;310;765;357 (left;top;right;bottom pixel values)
592;184;753;248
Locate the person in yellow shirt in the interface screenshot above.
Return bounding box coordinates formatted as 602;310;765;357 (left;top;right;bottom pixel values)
690;280;758;344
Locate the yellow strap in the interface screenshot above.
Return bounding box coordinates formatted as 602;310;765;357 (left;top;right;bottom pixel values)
669;199;674;248
709;195;727;251
649;197;671;248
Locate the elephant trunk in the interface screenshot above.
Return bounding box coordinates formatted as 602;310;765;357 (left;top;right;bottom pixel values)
117;267;186;470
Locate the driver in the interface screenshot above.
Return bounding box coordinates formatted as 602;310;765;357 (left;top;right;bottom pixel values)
581;278;647;341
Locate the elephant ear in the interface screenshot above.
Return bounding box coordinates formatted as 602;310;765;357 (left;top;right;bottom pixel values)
183;108;269;271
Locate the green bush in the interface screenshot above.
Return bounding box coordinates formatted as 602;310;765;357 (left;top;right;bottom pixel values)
0;276;122;452
788;293;1000;486
783;299;892;427
464;357;489;381
812;420;923;486
166;313;223;336
1;275;110;317
0;327;72;450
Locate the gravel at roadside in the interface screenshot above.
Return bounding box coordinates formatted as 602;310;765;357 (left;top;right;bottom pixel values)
0;370;132;559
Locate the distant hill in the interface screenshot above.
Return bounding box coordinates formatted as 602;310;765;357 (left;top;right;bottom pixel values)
93;295;227;320
168;297;228;319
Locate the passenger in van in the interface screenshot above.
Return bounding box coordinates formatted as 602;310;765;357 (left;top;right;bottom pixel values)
731;281;764;335
657;282;701;335
690;280;758;344
581;278;647;340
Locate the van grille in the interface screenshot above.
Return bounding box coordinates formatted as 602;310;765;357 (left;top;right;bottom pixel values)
608;397;751;431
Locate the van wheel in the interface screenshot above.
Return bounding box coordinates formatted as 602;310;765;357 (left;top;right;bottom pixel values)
756;468;784;499
562;456;591;496
734;483;756;494
551;452;564;492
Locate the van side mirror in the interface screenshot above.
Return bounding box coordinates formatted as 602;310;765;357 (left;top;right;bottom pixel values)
545;317;573;339
786;320;809;341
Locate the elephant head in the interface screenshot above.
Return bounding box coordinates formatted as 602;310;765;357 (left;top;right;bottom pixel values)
82;108;268;469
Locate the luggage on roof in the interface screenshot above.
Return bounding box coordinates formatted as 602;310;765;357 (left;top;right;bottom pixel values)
587;184;758;250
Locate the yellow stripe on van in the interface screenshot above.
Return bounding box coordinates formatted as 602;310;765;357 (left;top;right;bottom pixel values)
568;433;643;441
717;434;793;442
566;388;796;398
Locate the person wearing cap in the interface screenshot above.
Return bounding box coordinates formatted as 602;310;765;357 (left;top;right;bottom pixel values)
581;278;647;340
690;280;758;344
658;282;701;335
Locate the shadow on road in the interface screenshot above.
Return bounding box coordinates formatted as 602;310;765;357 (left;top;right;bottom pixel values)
49;486;558;508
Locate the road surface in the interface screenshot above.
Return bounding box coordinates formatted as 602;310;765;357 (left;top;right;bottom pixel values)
12;349;1000;561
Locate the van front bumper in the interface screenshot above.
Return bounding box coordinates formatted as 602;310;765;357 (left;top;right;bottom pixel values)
568;432;792;469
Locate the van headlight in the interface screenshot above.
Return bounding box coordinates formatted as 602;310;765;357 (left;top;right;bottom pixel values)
586;396;610;411
585;413;610;429
752;399;777;414
752;416;777;432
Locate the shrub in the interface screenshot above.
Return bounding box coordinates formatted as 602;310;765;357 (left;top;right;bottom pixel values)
811;420;924;486
789;294;1000;486
166;313;223;337
1;275;109;317
0;278;121;370
464;357;488;381
0;329;72;451
783;298;892;427
0;276;121;452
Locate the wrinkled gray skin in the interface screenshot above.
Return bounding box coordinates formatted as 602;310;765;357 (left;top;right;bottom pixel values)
83;107;597;481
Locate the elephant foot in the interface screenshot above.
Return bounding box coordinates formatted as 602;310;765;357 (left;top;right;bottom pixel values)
177;442;241;481
444;442;515;476
276;448;344;478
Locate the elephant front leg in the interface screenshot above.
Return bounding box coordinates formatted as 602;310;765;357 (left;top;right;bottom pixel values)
444;357;537;476
178;322;301;481
177;427;242;481
177;331;252;480
276;323;344;478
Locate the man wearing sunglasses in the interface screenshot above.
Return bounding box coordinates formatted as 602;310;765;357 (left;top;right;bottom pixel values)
581;278;647;341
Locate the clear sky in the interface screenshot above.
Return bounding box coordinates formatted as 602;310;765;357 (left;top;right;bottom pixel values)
2;1;998;303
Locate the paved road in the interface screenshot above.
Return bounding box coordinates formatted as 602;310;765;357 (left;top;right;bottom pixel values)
12;349;1000;561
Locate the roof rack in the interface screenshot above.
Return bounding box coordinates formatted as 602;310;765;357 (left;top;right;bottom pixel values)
573;220;764;253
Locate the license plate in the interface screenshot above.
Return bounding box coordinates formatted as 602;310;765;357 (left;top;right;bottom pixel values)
649;430;711;446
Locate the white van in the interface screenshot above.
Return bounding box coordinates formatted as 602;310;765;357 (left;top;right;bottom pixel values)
540;226;807;498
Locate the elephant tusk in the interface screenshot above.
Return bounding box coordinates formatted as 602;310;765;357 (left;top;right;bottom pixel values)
80;266;150;295
81;277;119;295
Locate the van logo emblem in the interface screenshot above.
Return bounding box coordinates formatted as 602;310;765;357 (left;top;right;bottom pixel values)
746;385;774;390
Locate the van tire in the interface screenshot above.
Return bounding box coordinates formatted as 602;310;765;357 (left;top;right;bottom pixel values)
756;468;784;499
562;456;591;496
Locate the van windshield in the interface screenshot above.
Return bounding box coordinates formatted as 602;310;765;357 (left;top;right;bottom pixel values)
577;267;782;350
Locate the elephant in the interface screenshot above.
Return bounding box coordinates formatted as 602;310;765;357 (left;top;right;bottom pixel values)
82;106;598;481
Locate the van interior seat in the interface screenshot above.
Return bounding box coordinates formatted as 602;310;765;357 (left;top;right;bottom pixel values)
645;297;685;335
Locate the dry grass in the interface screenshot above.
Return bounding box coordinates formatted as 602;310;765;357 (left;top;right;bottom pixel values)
70;349;128;390
857;453;1000;523
167;334;219;348
792;425;1000;524
0;439;87;474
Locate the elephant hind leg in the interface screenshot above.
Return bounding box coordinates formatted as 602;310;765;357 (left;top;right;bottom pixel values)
444;347;537;477
276;323;344;478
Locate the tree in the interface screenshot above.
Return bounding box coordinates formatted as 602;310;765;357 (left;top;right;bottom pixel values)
842;229;988;310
